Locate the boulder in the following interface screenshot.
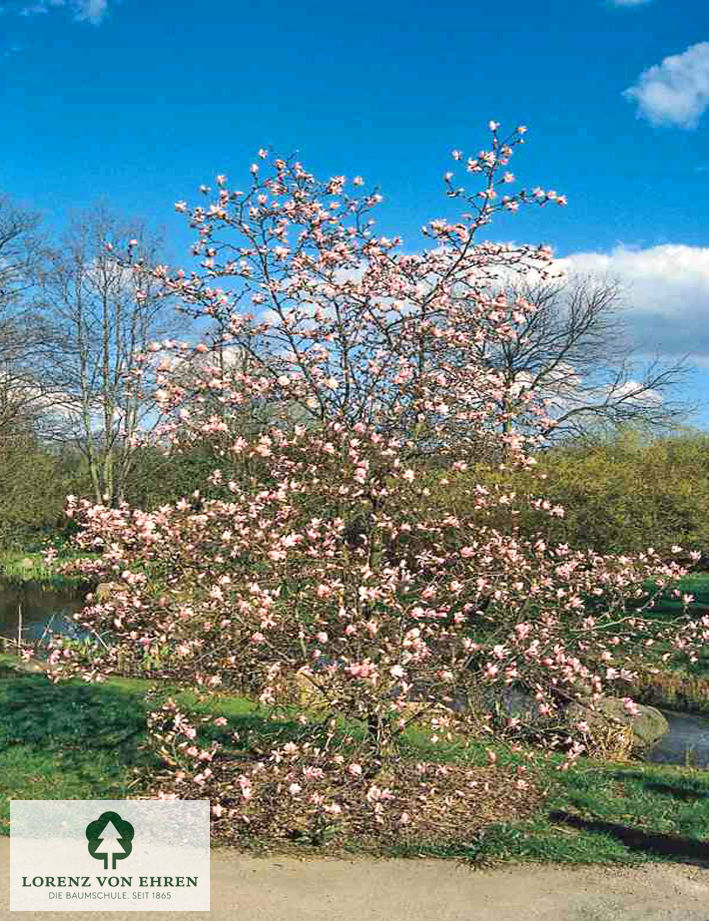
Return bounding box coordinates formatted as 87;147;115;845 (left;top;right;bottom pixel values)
567;697;669;749
486;687;669;751
0;656;47;677
95;582;120;601
483;686;540;723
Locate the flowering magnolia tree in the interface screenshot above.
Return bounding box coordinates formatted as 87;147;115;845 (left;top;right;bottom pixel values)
50;124;707;830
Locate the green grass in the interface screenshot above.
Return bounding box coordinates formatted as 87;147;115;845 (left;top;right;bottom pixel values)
3;665;709;864
459;760;709;865
2;568;708;858
0;672;154;834
0;549;89;589
642;571;709;620
380;756;709;865
617;572;709;711
0;661;279;835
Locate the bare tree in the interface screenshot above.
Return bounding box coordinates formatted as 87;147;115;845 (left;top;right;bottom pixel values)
38;206;182;505
468;276;695;443
0;194;62;438
0;194;45;309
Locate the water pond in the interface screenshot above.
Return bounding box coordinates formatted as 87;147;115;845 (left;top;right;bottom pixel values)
648;710;709;768
0;581;85;645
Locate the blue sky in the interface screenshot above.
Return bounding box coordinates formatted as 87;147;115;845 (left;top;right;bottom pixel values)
2;0;709;427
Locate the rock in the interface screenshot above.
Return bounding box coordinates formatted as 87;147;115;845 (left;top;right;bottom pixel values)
95;582;120;601
0;656;47;677
486;687;669;751
484;686;540;723
567;697;669;749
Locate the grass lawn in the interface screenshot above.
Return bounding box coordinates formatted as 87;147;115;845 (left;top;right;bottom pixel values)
618;572;709;712
0;547;89;589
645;571;709;619
3;659;709;865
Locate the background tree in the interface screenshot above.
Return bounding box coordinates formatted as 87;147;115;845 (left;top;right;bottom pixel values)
429;423;709;564
39;207;182;505
0;434;77;549
465;276;695;443
0;193;44;311
0;194;63;438
535;425;709;559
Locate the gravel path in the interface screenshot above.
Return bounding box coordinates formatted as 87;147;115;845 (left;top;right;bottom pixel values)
2;837;709;919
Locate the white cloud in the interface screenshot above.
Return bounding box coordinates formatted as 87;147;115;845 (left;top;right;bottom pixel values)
558;244;709;365
623;42;709;129
73;0;106;24
19;0;63;14
15;0;108;24
609;0;653;6
612;379;662;405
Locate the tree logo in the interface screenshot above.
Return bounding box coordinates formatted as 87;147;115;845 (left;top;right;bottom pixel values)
85;811;135;870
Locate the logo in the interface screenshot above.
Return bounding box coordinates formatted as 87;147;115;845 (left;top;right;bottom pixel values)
11;800;210;911
85;811;135;870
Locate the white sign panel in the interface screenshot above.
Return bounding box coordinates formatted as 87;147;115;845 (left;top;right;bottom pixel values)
10;800;210;911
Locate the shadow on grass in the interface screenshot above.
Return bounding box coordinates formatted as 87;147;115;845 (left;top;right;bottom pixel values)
549;810;709;864
637;574;709;621
609;767;709;801
0;673;319;799
0;674;148;754
642;781;708;802
0;673;160;832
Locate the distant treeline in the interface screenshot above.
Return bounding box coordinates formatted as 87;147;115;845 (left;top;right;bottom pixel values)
4;425;709;562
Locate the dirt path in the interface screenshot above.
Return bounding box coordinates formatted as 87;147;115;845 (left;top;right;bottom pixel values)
2;837;708;919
